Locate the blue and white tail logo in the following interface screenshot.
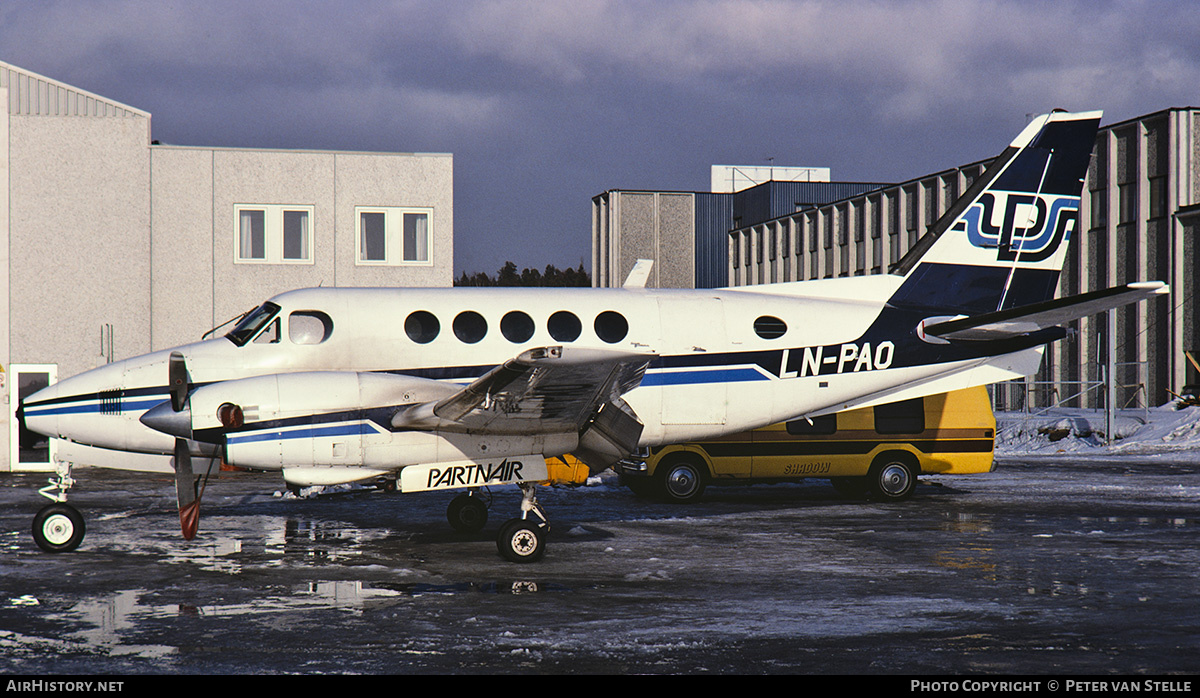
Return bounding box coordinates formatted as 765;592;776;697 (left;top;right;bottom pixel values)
889;110;1101;314
959;191;1078;262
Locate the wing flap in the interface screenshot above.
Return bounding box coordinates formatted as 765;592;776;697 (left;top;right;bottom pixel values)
924;282;1169;341
392;346;654;434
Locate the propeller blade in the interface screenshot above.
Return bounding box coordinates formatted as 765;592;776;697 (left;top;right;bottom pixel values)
173;437;200;541
169;351;189;412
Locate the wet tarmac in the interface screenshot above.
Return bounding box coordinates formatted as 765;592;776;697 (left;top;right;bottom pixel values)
1;457;1198;675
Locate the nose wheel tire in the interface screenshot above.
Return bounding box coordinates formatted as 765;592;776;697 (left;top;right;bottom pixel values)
496;518;546;563
32;503;86;553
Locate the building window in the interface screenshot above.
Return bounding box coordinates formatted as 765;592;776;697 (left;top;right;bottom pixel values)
1118;183;1136;224
356;207;433;266
1149;176;1167;220
235;205;314;264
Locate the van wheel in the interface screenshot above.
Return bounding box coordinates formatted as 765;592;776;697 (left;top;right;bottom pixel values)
657;455;707;503
867;453;917;501
830;477;868;499
620;473;656;498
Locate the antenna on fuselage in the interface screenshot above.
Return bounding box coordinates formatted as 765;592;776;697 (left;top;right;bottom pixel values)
622;259;654;289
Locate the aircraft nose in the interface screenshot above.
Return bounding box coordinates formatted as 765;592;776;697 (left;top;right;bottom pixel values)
17;360;140;448
20;382;64;439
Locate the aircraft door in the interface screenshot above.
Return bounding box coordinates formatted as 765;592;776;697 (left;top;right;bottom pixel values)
657;297;728;425
10;364;57;472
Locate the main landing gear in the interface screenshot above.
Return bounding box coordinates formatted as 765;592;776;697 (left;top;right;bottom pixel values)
31;461;86;553
446;483;550;563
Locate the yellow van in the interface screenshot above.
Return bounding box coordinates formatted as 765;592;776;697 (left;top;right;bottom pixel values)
617;387;995;502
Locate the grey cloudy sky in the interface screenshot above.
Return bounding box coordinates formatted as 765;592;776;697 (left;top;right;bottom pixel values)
3;0;1197;276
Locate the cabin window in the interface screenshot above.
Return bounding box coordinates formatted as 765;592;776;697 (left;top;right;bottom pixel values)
785;414;836;435
289;311;333;344
453;311;487;343
874;398;925;434
355;207;433;266
234;205;314;264
548;311;581;342
501;311;535;343
594;311;629;344
753;315;787;339
405;311;440;344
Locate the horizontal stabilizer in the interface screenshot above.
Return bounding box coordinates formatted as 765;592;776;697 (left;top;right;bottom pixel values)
923;281;1169;341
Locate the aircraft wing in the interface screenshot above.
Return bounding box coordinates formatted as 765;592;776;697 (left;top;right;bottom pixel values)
922;281;1169;341
391;346;654;434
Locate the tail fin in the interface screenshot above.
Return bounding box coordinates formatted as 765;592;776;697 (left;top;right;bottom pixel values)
888;110;1101;316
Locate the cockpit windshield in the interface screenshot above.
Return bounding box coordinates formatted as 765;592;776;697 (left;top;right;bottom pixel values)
225;302;282;347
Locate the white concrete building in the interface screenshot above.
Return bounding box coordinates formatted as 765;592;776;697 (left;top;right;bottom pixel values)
1;61;454;471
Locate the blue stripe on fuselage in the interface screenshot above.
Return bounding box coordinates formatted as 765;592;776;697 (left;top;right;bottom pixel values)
226;422;381;446
22;398;166;417
640;367;770;387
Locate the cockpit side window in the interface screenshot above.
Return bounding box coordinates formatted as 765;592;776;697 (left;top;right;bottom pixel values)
289;311;333;344
254;318;281;344
225;302;282;347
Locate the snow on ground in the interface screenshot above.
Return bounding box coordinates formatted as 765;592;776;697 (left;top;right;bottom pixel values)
996;400;1200;458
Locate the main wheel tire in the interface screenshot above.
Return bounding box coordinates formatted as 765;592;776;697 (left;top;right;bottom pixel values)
496;518;546;563
32;503;86;553
867;453;917;501
657;456;708;503
446;494;488;533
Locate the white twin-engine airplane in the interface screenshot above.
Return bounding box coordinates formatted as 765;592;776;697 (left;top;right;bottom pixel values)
21;110;1168;562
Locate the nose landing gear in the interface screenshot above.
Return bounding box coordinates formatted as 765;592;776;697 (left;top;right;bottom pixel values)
32;461;86;553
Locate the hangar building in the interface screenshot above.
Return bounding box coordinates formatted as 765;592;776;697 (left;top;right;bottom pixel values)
2;60;454;471
592;108;1200;409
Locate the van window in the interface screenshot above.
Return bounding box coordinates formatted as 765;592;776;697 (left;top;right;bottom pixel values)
785;414;836;435
289;311;333;344
874;398;925;434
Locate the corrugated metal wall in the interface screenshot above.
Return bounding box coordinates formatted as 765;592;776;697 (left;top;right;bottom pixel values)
733;181;888;228
1;61;148;118
694;192;733;288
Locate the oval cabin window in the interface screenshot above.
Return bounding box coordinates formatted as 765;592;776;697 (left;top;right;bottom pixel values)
547;311;582;342
405;311;440;344
453;311;488;344
594;311;629;344
753;315;787;339
501;311;535;343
